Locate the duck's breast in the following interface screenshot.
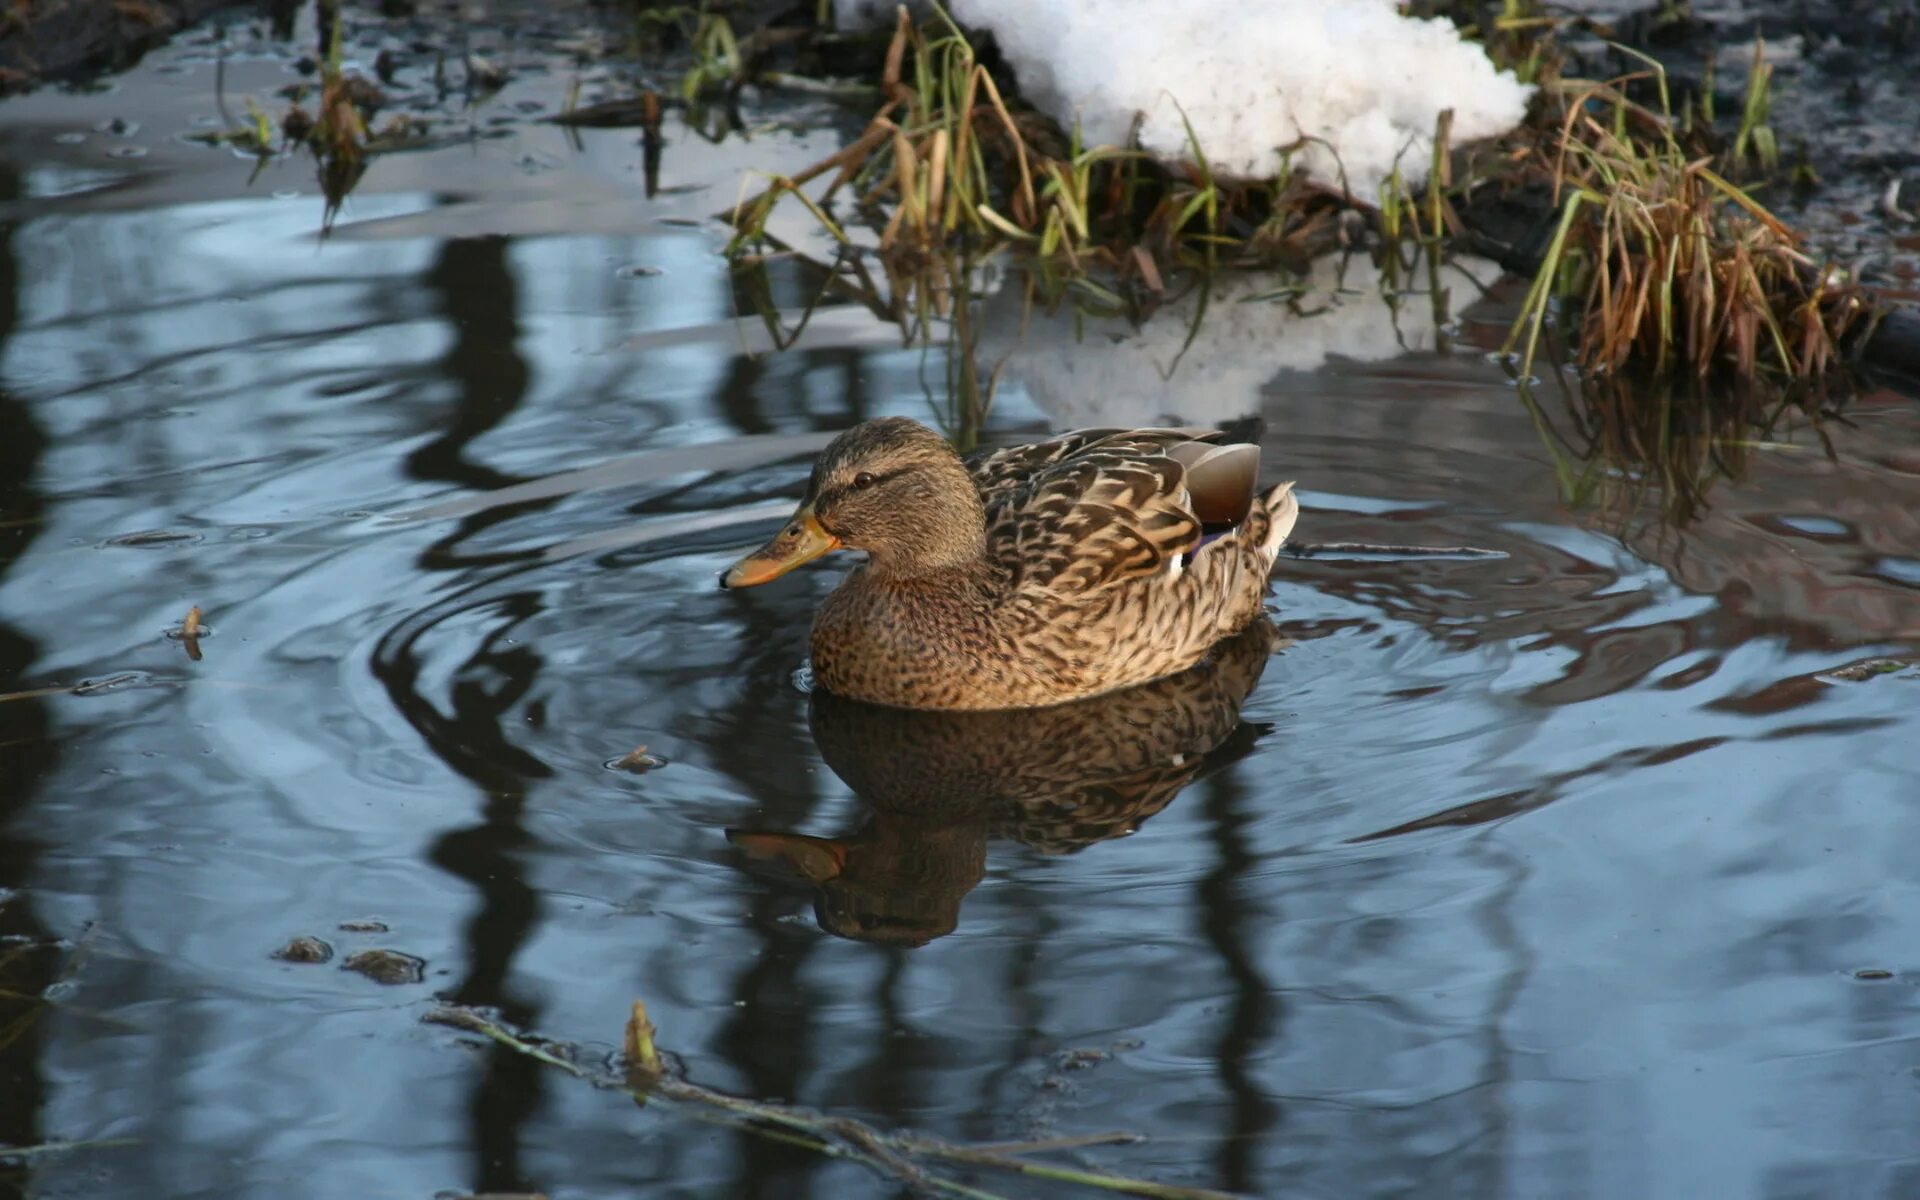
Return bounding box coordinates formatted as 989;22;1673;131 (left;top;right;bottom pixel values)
810;572;1048;709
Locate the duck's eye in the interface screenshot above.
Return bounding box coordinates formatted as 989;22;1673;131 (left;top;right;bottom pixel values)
852;471;876;490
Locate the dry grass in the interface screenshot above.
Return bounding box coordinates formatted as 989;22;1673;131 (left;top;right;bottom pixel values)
1503;52;1866;385
723;8;1353;275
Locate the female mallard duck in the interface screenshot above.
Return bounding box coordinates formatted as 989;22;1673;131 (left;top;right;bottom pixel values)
721;417;1298;710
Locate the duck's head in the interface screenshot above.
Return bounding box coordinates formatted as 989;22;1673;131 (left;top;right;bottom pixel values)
721;417;985;587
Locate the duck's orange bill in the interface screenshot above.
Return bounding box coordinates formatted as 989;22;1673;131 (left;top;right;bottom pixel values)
720;506;840;588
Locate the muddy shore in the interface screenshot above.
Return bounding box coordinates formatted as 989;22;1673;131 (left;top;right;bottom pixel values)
0;0;244;91
6;0;1917;389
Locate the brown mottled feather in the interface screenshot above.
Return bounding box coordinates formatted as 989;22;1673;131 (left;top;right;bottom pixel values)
997;452;1201;593
758;417;1299;710
732;621;1277;944
964;427;1217;511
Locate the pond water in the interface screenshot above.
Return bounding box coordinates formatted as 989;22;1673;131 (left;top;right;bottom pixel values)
3;11;1920;1200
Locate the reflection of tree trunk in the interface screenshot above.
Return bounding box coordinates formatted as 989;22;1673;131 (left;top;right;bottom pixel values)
432;810;544;1197
716;909;830;1199
703;604;831;1196
401;233;544;1196
0;170;56;1160
1197;770;1282;1194
408;235;532;493
375;587;548;1194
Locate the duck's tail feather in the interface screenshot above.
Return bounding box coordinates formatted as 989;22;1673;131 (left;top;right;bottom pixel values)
1257;481;1299;559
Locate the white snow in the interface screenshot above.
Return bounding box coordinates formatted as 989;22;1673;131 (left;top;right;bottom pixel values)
835;0;1533;197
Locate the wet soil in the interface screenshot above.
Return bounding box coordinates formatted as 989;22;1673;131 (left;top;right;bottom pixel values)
0;0;235;92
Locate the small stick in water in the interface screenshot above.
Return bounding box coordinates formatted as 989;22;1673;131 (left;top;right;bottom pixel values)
428;1003;1236;1200
181;605;204;662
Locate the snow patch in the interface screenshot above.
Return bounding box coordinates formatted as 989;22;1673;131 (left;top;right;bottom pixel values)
836;0;1533;196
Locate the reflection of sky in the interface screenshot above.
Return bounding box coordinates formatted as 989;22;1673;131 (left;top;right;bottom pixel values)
3;95;1920;1200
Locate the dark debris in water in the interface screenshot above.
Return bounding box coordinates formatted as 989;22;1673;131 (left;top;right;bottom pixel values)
1853;968;1896;981
1821;657;1917;683
338;918;390;933
272;936;334;964
342;949;425;985
103;529;200;547
1281;539;1508;562
548;92;662;129
1055;1047;1110;1071
68;672;155;697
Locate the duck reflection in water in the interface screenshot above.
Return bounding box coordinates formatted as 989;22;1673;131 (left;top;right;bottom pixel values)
729;620;1278;945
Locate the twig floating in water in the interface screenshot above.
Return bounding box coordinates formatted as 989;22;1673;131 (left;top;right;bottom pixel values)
1280;541;1506;561
0;1138;141;1162
422;1003;1242;1200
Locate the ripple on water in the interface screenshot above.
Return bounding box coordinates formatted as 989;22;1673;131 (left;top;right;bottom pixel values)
4;50;1919;1200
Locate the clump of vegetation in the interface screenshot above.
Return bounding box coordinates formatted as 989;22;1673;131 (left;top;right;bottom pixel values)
196;13;427;227
711;3;1870;392
297;21;433;225
723;8;1356;277
178;0;1875;402
1502;52;1865;385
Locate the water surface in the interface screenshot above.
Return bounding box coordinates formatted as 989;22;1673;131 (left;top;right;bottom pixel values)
3;14;1920;1200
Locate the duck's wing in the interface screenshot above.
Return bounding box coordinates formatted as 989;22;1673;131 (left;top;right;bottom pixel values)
985;430;1260;596
965;428;1214;512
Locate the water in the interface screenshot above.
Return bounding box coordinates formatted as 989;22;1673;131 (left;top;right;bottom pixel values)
4;15;1920;1200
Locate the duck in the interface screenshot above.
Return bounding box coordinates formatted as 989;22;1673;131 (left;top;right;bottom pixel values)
720;416;1298;710
729;619;1279;944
